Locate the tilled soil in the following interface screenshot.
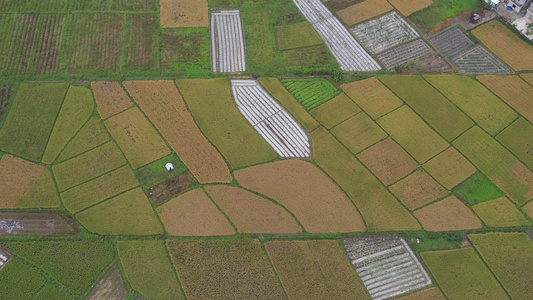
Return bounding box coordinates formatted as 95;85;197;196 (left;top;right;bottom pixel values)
148;172;192;206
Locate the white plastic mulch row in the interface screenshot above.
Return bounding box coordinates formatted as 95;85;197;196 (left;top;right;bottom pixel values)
230;79;310;158
292;0;381;71
211;10;246;73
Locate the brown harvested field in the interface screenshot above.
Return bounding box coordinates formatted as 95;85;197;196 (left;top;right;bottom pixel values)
423;147;477;189
156;188;235;236
234;160;365;233
0;211;77;236
521;73;533;85
357;139;419;186
160;0;208;28
388;0;433;16
123;80;231;184
389;169;449;210
91;82;132;119
396;287;445;300
204;185;301;234
332;113;388;154
414;196;482;231
337;0;393;26
86;264;128;300
523;201;533;219
167;239;285;299
341;77;403;119
0;155;59;209
477;75;533;124
472;20;533;71
309;93;361;129
105;108;171;169
264;240;370;299
472;197;531;227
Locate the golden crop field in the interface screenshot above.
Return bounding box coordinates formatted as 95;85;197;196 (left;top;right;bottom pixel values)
341;77;403;119
160;0;208;28
471;197;530;227
388;0;433;16
389;170;448;210
91;82;132;119
331;112;388;154
310;93;361;129
423;147;477;190
414;196;482;231
56;115;111;162
337;0;393;25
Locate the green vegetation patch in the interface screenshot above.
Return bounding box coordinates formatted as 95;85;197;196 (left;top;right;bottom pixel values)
53;142;126;191
410;0;481;31
117;240;185;300
69;0;158;11
160;28;210;77
0;258;46;299
421;247;509;300
177;78;277;169
472;197;531;227
33;284;70;300
0;86;9;120
453;172;505;206
42;86;95;164
497;118;533;171
404;231;465;252
282;45;337;72
76;188;163;235
0;82;68;161
134;152;188;189
4;240;114;298
57;115;110;162
0;0;69;12
282;78;340;111
276;21;322;50
469;232;533;299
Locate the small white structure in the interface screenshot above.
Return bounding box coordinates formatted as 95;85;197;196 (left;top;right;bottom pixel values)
165;163;174;171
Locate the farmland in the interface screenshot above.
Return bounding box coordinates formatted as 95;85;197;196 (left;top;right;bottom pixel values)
389;170;448;210
337;0;393;26
0;211;77;235
85;264;128;300
160;0;208;28
472;197;530;227
91;82;133;120
0;258;45;299
413;196;483;231
496;118;533;170
56;115;110;162
341;77;403;119
330;112;388;154
211;10;246;73
310;93;361;129
276;21;322;50
423;147;476;190
282;78;339;110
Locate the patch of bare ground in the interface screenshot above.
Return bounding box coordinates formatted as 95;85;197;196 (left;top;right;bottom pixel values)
147;172;192;206
397;55;452;73
86;264;128;300
0;211;77;235
429;9;496;35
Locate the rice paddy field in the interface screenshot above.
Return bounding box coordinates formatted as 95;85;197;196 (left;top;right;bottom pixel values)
1;1;533;298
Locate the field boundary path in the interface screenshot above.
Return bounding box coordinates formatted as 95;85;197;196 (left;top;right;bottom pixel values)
211;10;246;73
292;0;381;71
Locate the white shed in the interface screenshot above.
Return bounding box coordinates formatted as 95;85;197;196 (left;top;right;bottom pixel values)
165;163;174;171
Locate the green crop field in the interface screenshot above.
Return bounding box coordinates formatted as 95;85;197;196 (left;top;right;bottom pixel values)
472;197;531;227
160;28;210;77
453;172;505;206
410;0;481;31
276;21;323;50
57;115;111;162
497;118;533;171
282;78;340;110
33;284;70;300
0;258;46;299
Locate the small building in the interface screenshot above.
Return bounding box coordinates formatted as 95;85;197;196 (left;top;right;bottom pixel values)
508;0;531;13
527;3;533;21
165;162;174;171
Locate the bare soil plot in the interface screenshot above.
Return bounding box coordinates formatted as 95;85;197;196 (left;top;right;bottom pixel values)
469;232;533;299
310;93;361;129
211;10;246;73
351;12;419;54
414;196;482;231
453;126;533;205
472;20;533;71
337;0;393;26
0;155;60;209
57;115;110;162
423;147;476;189
497;118;533;171
429;26;475;59
105;108;170;169
472;197;530;227
205;185;301;234
424;75;517;135
0;211;77;236
357;139;419;186
421;248;509;300
341;77;402;119
311;128;421;231
176;78;276;169
452;46;510;74
377;39;434;70
292;0;381;71
389;170;449;210
123;80;231;184
396;287;445;300
91;82;132;119
378;106;449;163
477;75;533;124
76;188;163;235
388;0;433;16
235;159;364;233
147;172;192;206
380;75;473;141
342;237;432;299
331;112;388;154
276;21;322;50
167;239;285;299
86;264;128;300
160;0;208;28
265;240;369;299
156;188;235;236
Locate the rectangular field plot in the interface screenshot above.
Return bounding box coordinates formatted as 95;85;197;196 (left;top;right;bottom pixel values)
350;12;419;54
231;79;310;158
210;10;246;73
0;212;77;235
497;118;533;170
342;237;432;299
160;0;208;28
123;14;159;70
337;0;393;26
276;21;322;50
429;26;475;59
377;39;433;70
452;46;510;74
292;0;380;71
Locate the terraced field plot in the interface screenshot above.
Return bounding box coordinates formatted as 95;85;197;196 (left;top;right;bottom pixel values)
350;12;419;54
377;39;433;70
231;79;310;158
452;46;510;74
342;237;432;299
211;10;246;73
429;26;475;59
292;0;380;71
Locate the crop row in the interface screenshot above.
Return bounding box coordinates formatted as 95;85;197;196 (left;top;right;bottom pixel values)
283;78;339;110
211;10;246;73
